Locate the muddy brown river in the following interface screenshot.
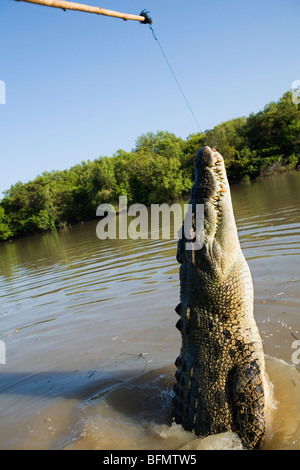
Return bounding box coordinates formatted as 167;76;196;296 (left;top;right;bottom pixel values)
0;171;299;450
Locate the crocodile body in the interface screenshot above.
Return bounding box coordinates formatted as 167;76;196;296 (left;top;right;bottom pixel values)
173;146;269;449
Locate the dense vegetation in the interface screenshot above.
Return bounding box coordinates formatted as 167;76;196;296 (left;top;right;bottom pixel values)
1;91;299;241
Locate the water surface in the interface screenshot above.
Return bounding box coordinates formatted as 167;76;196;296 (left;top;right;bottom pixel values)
0;171;299;450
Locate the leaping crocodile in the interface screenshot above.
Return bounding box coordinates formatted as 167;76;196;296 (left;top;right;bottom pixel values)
173;146;270;449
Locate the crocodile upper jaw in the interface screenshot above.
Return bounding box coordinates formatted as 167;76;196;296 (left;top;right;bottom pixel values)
189;146;241;275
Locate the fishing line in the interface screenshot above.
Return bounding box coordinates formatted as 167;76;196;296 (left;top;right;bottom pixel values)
140;10;202;132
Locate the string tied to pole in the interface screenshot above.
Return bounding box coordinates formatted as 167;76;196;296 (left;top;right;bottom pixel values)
139;9;153;25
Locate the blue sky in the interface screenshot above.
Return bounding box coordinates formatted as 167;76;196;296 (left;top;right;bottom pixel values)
0;0;299;197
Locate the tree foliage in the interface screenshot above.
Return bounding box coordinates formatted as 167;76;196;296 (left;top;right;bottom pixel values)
1;91;299;241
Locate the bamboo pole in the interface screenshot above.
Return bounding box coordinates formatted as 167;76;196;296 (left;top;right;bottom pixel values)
15;0;148;22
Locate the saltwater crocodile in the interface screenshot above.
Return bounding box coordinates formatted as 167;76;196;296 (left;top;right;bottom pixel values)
173;146;270;449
